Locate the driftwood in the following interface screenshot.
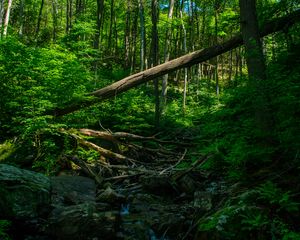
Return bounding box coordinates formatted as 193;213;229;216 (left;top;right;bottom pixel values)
51;10;300;117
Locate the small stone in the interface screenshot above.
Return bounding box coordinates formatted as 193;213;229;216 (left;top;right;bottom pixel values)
97;186;125;203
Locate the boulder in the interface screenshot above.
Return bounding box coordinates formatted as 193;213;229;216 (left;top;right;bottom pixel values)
0;164;51;219
47;203;118;240
50;175;96;206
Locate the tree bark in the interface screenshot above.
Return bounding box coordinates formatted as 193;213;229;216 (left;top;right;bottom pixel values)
240;0;266;83
50;10;300;117
0;0;4;36
239;0;270;137
161;0;174;113
151;0;160;127
18;0;24;37
180;1;188;112
124;1;131;69
35;0;45;39
139;0;145;71
3;0;13;36
52;0;58;42
108;0;114;52
94;0;104;49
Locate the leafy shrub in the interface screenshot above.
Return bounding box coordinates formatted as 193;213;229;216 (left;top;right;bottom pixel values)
0;220;11;240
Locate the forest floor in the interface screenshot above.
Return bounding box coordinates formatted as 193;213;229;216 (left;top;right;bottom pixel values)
57;128;227;239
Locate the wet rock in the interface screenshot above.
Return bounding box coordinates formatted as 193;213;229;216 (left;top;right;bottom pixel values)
97;186;126;204
194;191;212;211
0;164;51;219
140;175;177;196
176;175;197;194
51;175;96;206
47;203;118;240
118;193;192;240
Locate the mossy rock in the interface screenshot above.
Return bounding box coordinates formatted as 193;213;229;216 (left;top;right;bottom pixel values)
0;164;51;219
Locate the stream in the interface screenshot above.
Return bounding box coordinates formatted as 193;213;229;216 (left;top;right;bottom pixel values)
0;162;226;240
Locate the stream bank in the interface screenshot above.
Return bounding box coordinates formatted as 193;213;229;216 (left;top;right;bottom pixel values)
0;162;226;239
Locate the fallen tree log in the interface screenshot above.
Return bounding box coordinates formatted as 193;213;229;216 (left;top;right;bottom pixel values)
51;10;300;117
79;128;193;146
68;132;137;164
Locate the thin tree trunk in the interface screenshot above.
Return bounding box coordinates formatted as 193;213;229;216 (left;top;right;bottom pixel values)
228;50;233;83
139;0;145;71
161;0;175;113
36;0;45;38
180;1;188;112
0;0;4;36
113;10;118;54
66;0;69;33
108;0;114;52
94;0;104;49
214;1;220;96
52;0;58;42
151;0;160;127
130;8;138;73
124;1;131;69
3;0;13;36
18;0;24;37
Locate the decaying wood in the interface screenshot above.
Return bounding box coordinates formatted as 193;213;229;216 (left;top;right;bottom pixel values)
79;128;194;146
70;132;137;164
172;154;212;181
61;128;212;195
67;155;103;184
79;128;155;142
51;10;300;117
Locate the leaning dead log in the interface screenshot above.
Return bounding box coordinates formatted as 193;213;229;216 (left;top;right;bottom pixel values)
50;10;300;117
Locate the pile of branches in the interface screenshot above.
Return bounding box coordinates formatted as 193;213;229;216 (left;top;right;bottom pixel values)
60;128;208;189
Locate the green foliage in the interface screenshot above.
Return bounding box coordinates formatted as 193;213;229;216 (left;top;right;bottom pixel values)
199;181;299;239
0;220;11;240
0;37;92;137
0;141;16;162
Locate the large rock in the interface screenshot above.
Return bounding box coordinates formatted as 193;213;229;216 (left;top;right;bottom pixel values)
47;203;118;240
0;164;51;219
47;175;118;239
50;175;96;206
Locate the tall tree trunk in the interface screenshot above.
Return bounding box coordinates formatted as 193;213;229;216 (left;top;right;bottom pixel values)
94;0;104;49
161;0;174;113
214;0;221;96
138;0;145;71
113;9;118;54
108;0;114;52
180;0;188;112
124;1;131;69
151;0;160;127
3;0;13;36
130;8;138;73
18;0;24;37
52;0;58;42
36;0;45;39
0;0;4;36
239;0;270;138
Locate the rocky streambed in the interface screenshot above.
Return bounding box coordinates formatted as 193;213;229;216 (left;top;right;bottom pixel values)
0;164;226;239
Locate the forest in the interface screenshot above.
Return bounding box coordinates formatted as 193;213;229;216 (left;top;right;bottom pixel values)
0;0;300;239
